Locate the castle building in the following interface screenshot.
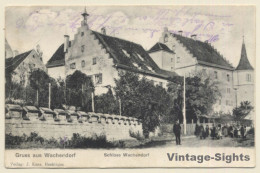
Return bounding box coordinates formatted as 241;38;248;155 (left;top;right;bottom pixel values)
47;8;177;95
5;44;46;86
46;44;66;79
148;28;254;116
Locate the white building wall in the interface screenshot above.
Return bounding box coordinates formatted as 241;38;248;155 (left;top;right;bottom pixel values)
47;66;66;80
234;70;254;105
12;50;46;85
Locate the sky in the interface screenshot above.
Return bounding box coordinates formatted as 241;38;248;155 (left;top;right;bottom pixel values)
5;6;255;68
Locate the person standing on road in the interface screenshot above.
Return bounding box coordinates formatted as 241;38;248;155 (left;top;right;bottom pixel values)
173;120;182;145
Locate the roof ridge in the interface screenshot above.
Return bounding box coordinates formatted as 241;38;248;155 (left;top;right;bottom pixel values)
171;33;234;69
91;30;142;47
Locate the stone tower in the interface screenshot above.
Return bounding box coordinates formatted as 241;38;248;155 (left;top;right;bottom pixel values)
233;37;254;107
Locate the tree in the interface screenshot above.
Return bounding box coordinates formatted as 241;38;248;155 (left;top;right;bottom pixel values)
114;71;171;136
233;101;254;119
66;70;93;111
167;75;221;123
95;88;119;114
29;69;51;107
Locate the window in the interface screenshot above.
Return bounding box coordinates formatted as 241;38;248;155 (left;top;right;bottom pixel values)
81;45;85;53
171;58;173;62
81;60;85;68
227;74;230;82
214;71;218;79
29;63;35;70
227;88;231;94
33;55;35;58
177;57;180;63
159;82;163;87
95;74;102;84
70;63;76;69
219;99;221;105
246;74;251;82
93;57;97;65
81;32;84;36
172;45;175;51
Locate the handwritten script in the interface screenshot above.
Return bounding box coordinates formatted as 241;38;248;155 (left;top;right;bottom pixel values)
15;7;234;43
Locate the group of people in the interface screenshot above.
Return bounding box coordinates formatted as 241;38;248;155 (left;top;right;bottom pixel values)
195;123;249;140
172;121;252;145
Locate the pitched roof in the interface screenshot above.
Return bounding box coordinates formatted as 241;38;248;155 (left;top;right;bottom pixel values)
5;50;33;73
236;41;254;70
92;31;177;79
46;44;65;68
147;42;174;54
171;33;234;70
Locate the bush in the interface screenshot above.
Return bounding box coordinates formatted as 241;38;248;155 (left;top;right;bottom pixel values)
67;133;124;148
5;133;24;145
129;130;144;141
5;132;125;149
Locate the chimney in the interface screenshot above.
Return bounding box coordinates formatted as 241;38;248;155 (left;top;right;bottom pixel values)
164;27;168;32
101;27;106;35
13;50;19;57
191;34;197;40
64;35;69;53
36;44;43;57
178;30;183;36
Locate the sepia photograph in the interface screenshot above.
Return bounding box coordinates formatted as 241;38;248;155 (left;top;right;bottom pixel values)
4;5;255;168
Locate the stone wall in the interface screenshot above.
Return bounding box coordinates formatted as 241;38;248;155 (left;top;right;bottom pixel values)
5;112;143;141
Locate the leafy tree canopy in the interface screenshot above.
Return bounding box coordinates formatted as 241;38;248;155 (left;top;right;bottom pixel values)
233;101;254;119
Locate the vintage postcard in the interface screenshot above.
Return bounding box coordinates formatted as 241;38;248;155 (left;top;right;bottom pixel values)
4;5;255;168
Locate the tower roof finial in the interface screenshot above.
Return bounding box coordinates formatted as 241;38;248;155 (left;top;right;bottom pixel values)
81;6;89;17
242;29;245;44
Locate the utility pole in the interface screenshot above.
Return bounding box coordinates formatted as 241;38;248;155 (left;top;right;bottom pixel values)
119;98;122;116
48;83;51;109
183;74;187;135
36;89;39;106
91;91;95;113
82;84;84;107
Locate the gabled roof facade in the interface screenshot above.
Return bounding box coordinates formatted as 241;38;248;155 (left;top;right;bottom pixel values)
171;33;234;70
46;44;66;68
147;42;175;54
236;41;254;70
5;50;33;73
